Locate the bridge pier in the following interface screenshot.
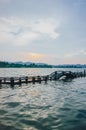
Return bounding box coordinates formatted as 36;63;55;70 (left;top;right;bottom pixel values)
0;79;2;85
32;77;35;84
25;76;28;84
19;78;21;85
83;70;85;77
37;76;41;84
10;77;14;86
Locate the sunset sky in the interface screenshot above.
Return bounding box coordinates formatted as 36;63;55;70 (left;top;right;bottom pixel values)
0;0;86;65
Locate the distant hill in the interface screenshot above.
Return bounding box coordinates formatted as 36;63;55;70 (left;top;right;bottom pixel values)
54;64;86;68
0;61;52;68
0;61;86;68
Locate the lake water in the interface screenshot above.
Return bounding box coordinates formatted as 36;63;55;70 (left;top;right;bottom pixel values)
0;68;86;130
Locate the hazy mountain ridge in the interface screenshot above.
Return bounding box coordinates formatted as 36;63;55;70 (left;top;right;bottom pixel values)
0;61;52;68
0;61;86;68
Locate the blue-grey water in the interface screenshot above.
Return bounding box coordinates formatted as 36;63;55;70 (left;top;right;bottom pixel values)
0;68;86;130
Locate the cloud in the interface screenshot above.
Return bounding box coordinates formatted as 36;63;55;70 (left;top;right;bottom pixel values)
0;31;14;44
31;19;60;39
20;52;64;64
79;49;86;55
62;49;86;64
15;31;39;46
21;52;48;62
64;52;78;58
0;17;60;46
64;49;86;58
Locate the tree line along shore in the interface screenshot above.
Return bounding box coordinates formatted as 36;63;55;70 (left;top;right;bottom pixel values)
0;61;86;68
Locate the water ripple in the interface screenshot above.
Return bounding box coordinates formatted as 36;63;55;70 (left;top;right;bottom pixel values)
0;68;86;130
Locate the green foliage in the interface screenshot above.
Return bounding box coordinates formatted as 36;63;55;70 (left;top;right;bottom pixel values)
0;61;85;68
0;61;9;67
0;61;52;68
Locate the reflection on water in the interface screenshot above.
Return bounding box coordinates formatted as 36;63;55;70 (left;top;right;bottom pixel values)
0;68;86;130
